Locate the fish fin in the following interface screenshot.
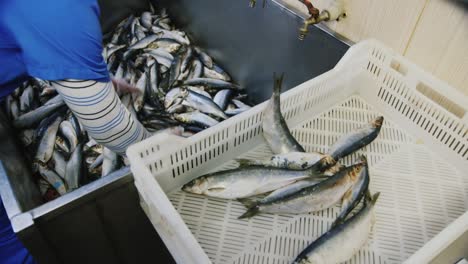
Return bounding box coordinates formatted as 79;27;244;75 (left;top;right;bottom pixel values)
235;158;254;167
237;197;258;208
370;192;380;205
238;206;260;219
272;72;284;96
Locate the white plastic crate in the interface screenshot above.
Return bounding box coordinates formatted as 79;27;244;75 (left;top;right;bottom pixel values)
127;39;468;264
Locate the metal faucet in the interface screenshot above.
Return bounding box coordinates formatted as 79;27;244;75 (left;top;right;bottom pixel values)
298;0;346;40
298;11;331;40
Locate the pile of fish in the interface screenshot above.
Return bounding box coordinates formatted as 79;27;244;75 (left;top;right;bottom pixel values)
104;6;251;131
182;74;384;264
1;6;251;201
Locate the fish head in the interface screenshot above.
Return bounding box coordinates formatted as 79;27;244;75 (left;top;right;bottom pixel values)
182;176;210;194
372;116;384;128
348;163;364;182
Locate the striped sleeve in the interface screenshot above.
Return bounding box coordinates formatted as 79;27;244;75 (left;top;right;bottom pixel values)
51;80;150;154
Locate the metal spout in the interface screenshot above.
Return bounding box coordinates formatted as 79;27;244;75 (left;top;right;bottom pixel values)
298;11;330;40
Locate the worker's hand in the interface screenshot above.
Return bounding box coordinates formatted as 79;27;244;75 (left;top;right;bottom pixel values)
111;78;141;96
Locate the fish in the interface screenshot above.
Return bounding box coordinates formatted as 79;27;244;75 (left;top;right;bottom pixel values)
151;28;190;45
55;136;71;154
38;163;67;195
183;78;241;90
190;58;203;78
327;116;384;160
238;161;365;218
59;120;78;152
140;11;153;28
106;44;126;58
203;66;229;81
36;115;63;163
180;46;193;73
10;99;20;120
132;72;147;111
19;85;34;113
292;192;380;264
174;111;219;128
194;47;213;68
14;99;65;128
89;154;104;171
236;152;336;170
262;73;305;154
164;87;182;108
332;155;370;227
181;89;228;119
102;147;119;177
128;34;159;50
145;48;174;68
182;165;326;199
65;143;83;190
187;86;211;99
168;52;183;87
51;151;67;179
213;89;233;110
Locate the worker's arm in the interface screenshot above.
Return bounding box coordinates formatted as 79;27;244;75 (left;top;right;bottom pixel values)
4;0;151;153
51;80;150;154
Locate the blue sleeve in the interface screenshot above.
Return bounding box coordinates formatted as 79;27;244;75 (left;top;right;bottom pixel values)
4;0;109;82
0;198;36;264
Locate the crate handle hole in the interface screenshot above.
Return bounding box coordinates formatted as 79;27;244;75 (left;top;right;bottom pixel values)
416;82;466;119
390;59;408;76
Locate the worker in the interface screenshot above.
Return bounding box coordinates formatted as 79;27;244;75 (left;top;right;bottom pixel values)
0;0;150;262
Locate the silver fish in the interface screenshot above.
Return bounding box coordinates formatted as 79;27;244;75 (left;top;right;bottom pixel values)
59;120;78;152
128;34;159;50
183;78;241;90
55;136;71;154
52;151;67;179
140;11;153;28
19;85;34;113
187;86;211;99
327;116;384;160
182;165;324;199
151;28;189;45
332;156;370;227
203;66;228;81
65;143;82;190
236;152;335;170
181;90;228;119
14;99;65;128
10;99;20;120
38;163;67;195
89;154;104;171
180;46;193;73
36;115;62;163
106;44;126;58
292;192;380;264
190;59;203;79
213;89;232;110
262;74;305;154
145;48;174;68
194;47;213;68
238;161;365;218
174;111;219;128
132;72;147;112
164;87;182;108
102;147;119;177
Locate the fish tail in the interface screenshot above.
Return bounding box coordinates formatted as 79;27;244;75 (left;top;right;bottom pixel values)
238;205;260;219
272;72;284;96
235;158;254;167
237;197;258;208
